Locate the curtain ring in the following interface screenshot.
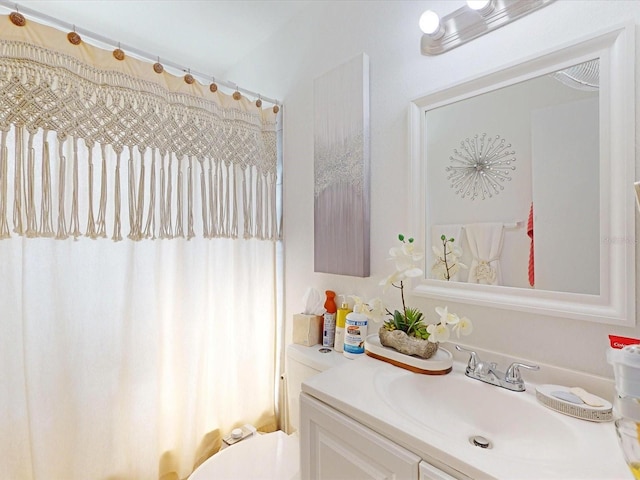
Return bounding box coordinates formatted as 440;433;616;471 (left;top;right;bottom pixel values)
184;69;195;85
273;103;280;114
209;77;218;93
113;42;125;61
67;25;82;45
153;57;164;74
9;10;26;27
232;83;241;100
255;95;262;108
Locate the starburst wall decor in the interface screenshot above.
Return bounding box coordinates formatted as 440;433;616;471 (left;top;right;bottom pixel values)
446;133;516;200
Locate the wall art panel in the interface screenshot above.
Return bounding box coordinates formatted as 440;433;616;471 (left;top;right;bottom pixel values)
313;53;370;277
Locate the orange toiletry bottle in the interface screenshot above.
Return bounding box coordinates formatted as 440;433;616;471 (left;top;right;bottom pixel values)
322;290;337;348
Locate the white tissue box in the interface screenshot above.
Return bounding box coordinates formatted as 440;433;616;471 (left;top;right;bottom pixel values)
293;314;323;347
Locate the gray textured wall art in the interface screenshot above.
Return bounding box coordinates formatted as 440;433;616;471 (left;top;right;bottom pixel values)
313;54;370;277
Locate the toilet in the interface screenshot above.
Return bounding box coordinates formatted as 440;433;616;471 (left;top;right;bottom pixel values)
188;344;349;479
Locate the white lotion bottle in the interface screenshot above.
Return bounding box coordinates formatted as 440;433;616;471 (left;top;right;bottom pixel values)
343;303;368;359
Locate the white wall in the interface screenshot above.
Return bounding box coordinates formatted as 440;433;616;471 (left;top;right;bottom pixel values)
225;0;640;382
532;96;600;294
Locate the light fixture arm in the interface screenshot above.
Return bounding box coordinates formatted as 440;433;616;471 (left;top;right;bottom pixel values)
421;0;556;56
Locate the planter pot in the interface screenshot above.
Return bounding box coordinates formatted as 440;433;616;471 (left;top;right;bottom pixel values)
378;327;438;359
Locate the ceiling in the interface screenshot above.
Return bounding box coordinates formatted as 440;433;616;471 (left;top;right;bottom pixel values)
4;0;312;79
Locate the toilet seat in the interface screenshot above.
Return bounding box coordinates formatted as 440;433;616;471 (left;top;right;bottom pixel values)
188;431;299;480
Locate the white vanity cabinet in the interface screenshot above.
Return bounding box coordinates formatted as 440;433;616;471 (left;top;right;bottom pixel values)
300;393;458;480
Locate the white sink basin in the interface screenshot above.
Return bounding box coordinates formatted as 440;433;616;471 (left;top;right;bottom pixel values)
375;370;575;460
302;355;628;479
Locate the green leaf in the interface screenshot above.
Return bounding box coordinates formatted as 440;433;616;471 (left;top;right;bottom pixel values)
408;237;414;243
440;234;446;241
393;310;405;330
403;307;425;335
398;234;405;241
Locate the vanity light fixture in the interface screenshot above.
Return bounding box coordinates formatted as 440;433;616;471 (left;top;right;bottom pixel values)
421;0;556;56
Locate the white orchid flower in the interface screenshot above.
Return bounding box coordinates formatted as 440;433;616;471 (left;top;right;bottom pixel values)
380;243;424;291
365;297;386;323
426;322;450;343
431;259;448;281
452;316;473;338
390;243;423;260
435;306;460;325
450;244;463;258
389;243;424;276
379;270;405;291
349;296;387;324
431;238;467;281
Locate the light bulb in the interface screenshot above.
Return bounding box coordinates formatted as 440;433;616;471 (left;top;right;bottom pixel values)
467;0;490;9
419;10;445;38
466;0;494;15
419;10;440;35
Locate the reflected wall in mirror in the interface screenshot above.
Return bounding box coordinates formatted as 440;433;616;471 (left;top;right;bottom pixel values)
425;59;599;295
409;24;635;325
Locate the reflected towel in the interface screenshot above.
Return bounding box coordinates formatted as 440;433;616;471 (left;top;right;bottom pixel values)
464;223;504;285
527;203;534;287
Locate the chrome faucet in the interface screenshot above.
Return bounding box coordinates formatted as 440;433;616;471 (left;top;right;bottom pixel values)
455;345;540;392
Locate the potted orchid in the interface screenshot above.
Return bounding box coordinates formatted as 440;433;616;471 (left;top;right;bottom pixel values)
431;235;467;281
377;234;473;358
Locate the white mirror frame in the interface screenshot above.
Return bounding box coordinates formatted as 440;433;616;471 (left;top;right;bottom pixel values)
409;24;635;326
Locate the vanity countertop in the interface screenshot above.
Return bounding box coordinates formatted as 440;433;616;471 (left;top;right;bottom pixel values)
301;354;630;480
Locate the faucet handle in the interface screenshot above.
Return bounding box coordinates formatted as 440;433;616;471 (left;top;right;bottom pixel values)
505;362;540;384
455;345;479;371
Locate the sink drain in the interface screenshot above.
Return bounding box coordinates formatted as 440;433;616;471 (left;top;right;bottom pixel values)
469;435;492;449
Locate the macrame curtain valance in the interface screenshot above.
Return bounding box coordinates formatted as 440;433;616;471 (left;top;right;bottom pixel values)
0;15;280;241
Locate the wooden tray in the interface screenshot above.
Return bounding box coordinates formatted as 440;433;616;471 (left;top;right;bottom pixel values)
364;335;452;375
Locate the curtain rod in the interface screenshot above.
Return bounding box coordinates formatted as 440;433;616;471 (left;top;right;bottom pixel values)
0;0;280;107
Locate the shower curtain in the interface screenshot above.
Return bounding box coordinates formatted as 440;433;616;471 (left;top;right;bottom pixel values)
0;13;281;480
0;235;278;480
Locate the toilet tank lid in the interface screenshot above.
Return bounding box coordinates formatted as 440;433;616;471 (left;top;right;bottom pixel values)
286;344;350;372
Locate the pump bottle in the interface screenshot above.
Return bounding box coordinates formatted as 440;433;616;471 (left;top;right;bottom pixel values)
343;302;368;359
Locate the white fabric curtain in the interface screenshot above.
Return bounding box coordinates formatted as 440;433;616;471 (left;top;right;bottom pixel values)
0;15;279;243
0;235;277;480
465;222;504;285
0;13;280;480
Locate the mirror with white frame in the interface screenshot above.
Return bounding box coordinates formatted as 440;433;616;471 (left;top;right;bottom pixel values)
409;24;635;326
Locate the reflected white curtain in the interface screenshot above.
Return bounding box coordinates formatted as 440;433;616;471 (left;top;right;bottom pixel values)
0;235;277;480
